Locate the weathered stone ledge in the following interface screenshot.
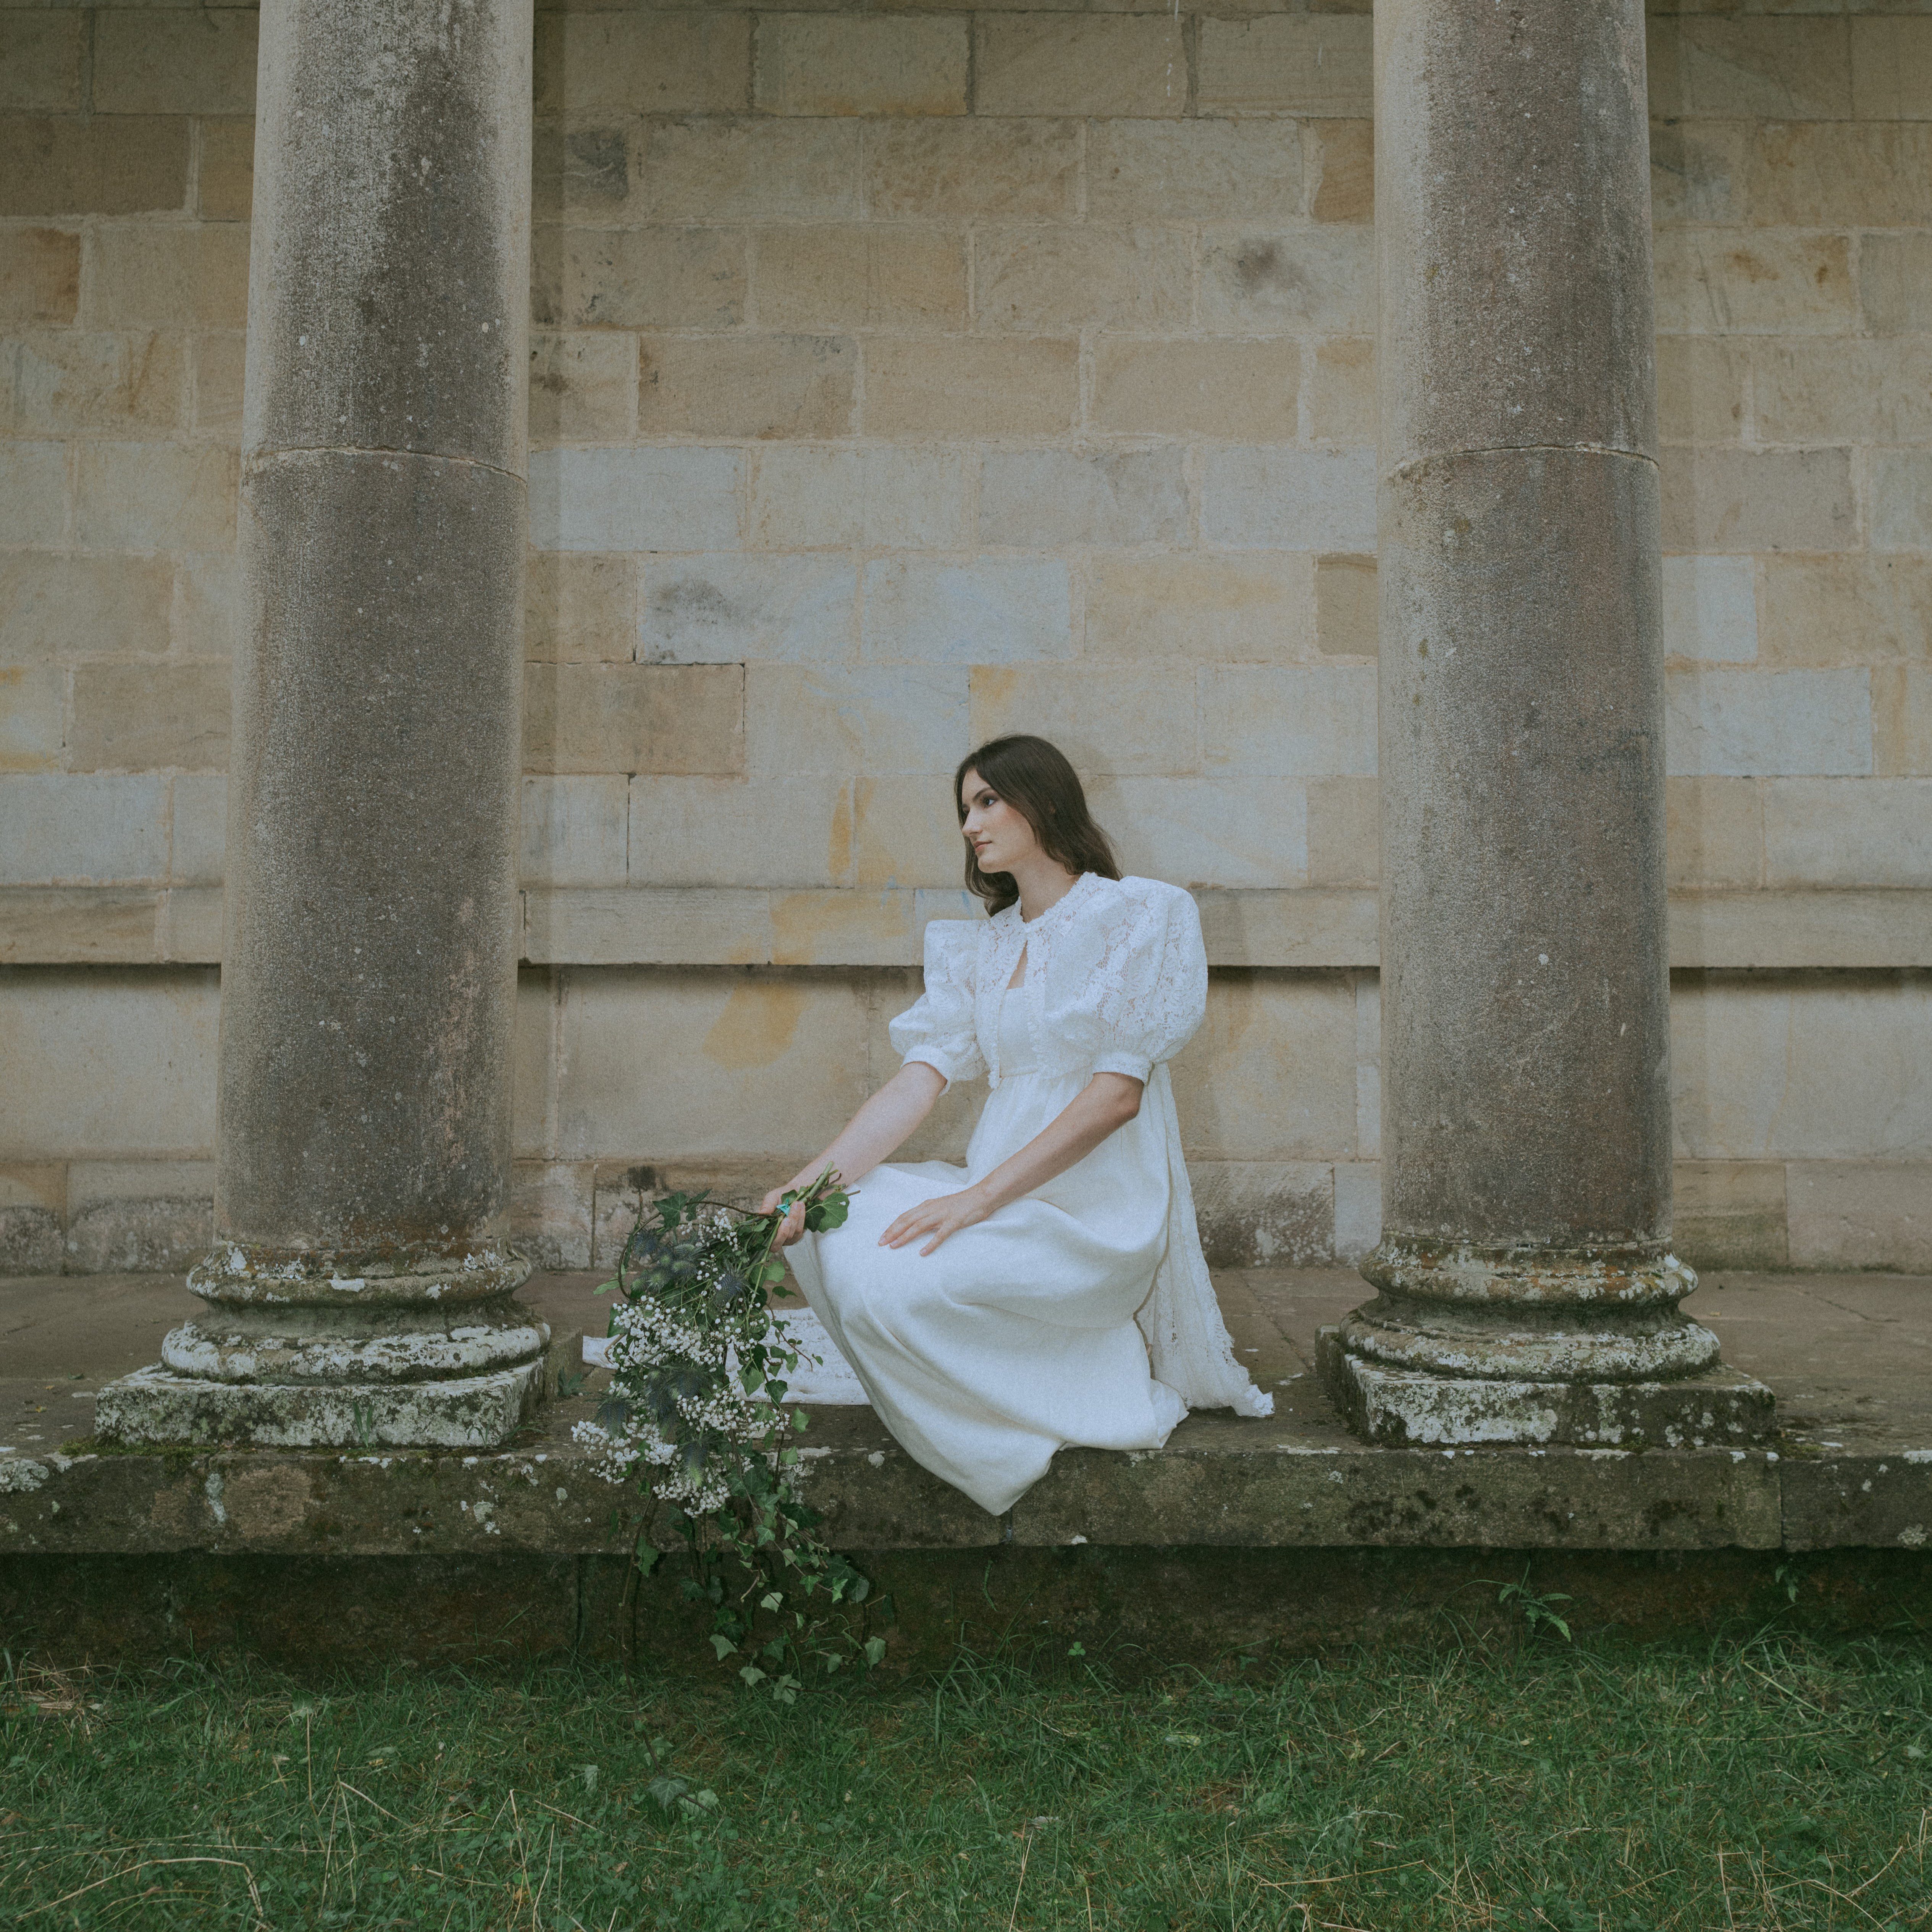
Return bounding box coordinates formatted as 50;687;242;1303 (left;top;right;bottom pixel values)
4;885;1929;971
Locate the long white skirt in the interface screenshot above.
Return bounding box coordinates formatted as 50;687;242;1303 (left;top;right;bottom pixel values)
785;1064;1187;1516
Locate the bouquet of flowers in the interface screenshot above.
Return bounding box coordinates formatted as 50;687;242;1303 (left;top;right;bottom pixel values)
574;1169;884;1696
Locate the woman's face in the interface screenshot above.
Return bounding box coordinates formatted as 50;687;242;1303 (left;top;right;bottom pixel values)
959;768;1041;874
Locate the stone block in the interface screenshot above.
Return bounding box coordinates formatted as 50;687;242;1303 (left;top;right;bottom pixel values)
1309;119;1373;223
1092;339;1299;440
1199;447;1376;552
1666;669;1871;779
93;10;258;116
0;117;190;220
528;333;636;444
63;1160;213;1273
531;125;630;225
1660;448;1855;554
0;553;172;664
170;773;226;884
554;968;871;1162
638;333;853;438
0;15;84;113
1754;341;1932;447
525;662;743;778
1201;228;1375;336
523;886;771;969
0;962;219;1153
1851;17;1932;122
849;775;969;889
862;336;1076;438
1650;120;1747;228
13;330;185;435
531;226;746;330
0;1164;63;1275
1333;1160;1381;1263
509;1161;595;1273
747;664;968;775
1671;1161;1788;1271
1315;554;1375;657
1656;338;1748;447
1305;774;1378;886
630;120;860;223
1874;667;1932;779
74;442;237;554
974;16;1184;118
1788;1163;1932;1274
1872;452;1932;555
749;447;969;550
1666;778;1764;891
528;447;742;552
1672;972;1932;1162
1200;664;1376;777
1307;338;1374;446
1197;16;1373;117
0;227;80;324
1668;890;1932;972
1190;1161;1334;1267
1663;555;1756;665
1084;553;1313;663
159;885;222;963
1086;774;1308;890
0;442;68;548
534;11;750;116
863;118;1077;219
520;775;628;888
977;447;1187;548
1764;780;1932;889
0;666;61;774
1650;18;1851;121
0;774;169;885
969;664;1196;777
861;558;1071;666
757;15;967;117
196;118;254;223
524;554;632;670
1746;123;1932;230
69;661;229;773
973;226;1189;334
629;775;852;888
1170;972;1358;1160
191;332;246;441
1085;120;1302;223
1654;232;1854;337
754;225;966;331
0;887;162;965
1861;235;1932;338
86;221;249;330
170;555;239;660
640;554;857;664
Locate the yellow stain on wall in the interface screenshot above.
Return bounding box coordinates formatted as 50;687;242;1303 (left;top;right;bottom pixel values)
701;981;810;1071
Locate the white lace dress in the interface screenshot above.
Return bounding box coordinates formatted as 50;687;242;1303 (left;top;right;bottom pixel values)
785;871;1273;1517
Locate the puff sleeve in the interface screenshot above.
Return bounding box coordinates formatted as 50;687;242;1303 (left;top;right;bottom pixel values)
1065;880;1208;1084
890;920;986;1089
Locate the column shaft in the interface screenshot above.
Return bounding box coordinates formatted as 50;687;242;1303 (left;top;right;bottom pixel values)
99;0;544;1451
1319;0;1771;1447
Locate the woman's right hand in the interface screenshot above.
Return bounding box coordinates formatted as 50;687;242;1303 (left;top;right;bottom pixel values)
761;1186;809;1249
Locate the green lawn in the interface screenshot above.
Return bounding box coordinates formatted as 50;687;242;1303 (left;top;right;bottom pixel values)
5;1626;1931;1930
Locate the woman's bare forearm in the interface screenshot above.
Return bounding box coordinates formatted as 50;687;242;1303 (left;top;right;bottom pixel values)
782;1060;947;1193
971;1073;1142;1215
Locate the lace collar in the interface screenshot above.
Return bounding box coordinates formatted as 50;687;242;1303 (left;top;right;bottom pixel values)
991;869;1105;939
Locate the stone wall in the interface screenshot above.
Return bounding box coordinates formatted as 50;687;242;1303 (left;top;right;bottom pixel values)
2;0;1929;1275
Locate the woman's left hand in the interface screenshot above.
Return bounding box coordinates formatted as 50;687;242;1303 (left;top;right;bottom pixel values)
879;1187;992;1257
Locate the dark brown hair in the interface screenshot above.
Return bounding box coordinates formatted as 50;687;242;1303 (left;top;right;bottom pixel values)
954;735;1121;915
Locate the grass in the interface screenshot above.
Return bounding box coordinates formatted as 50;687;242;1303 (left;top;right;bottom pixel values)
5;1624;1932;1930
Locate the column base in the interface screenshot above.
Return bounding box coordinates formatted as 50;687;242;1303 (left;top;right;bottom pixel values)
1317;1328;1776;1449
95;1360;544;1451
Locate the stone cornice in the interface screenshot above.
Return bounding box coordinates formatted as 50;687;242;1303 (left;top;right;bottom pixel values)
3;886;1929;971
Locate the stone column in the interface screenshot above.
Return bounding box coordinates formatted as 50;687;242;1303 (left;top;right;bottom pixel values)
1318;0;1770;1447
98;0;544;1450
